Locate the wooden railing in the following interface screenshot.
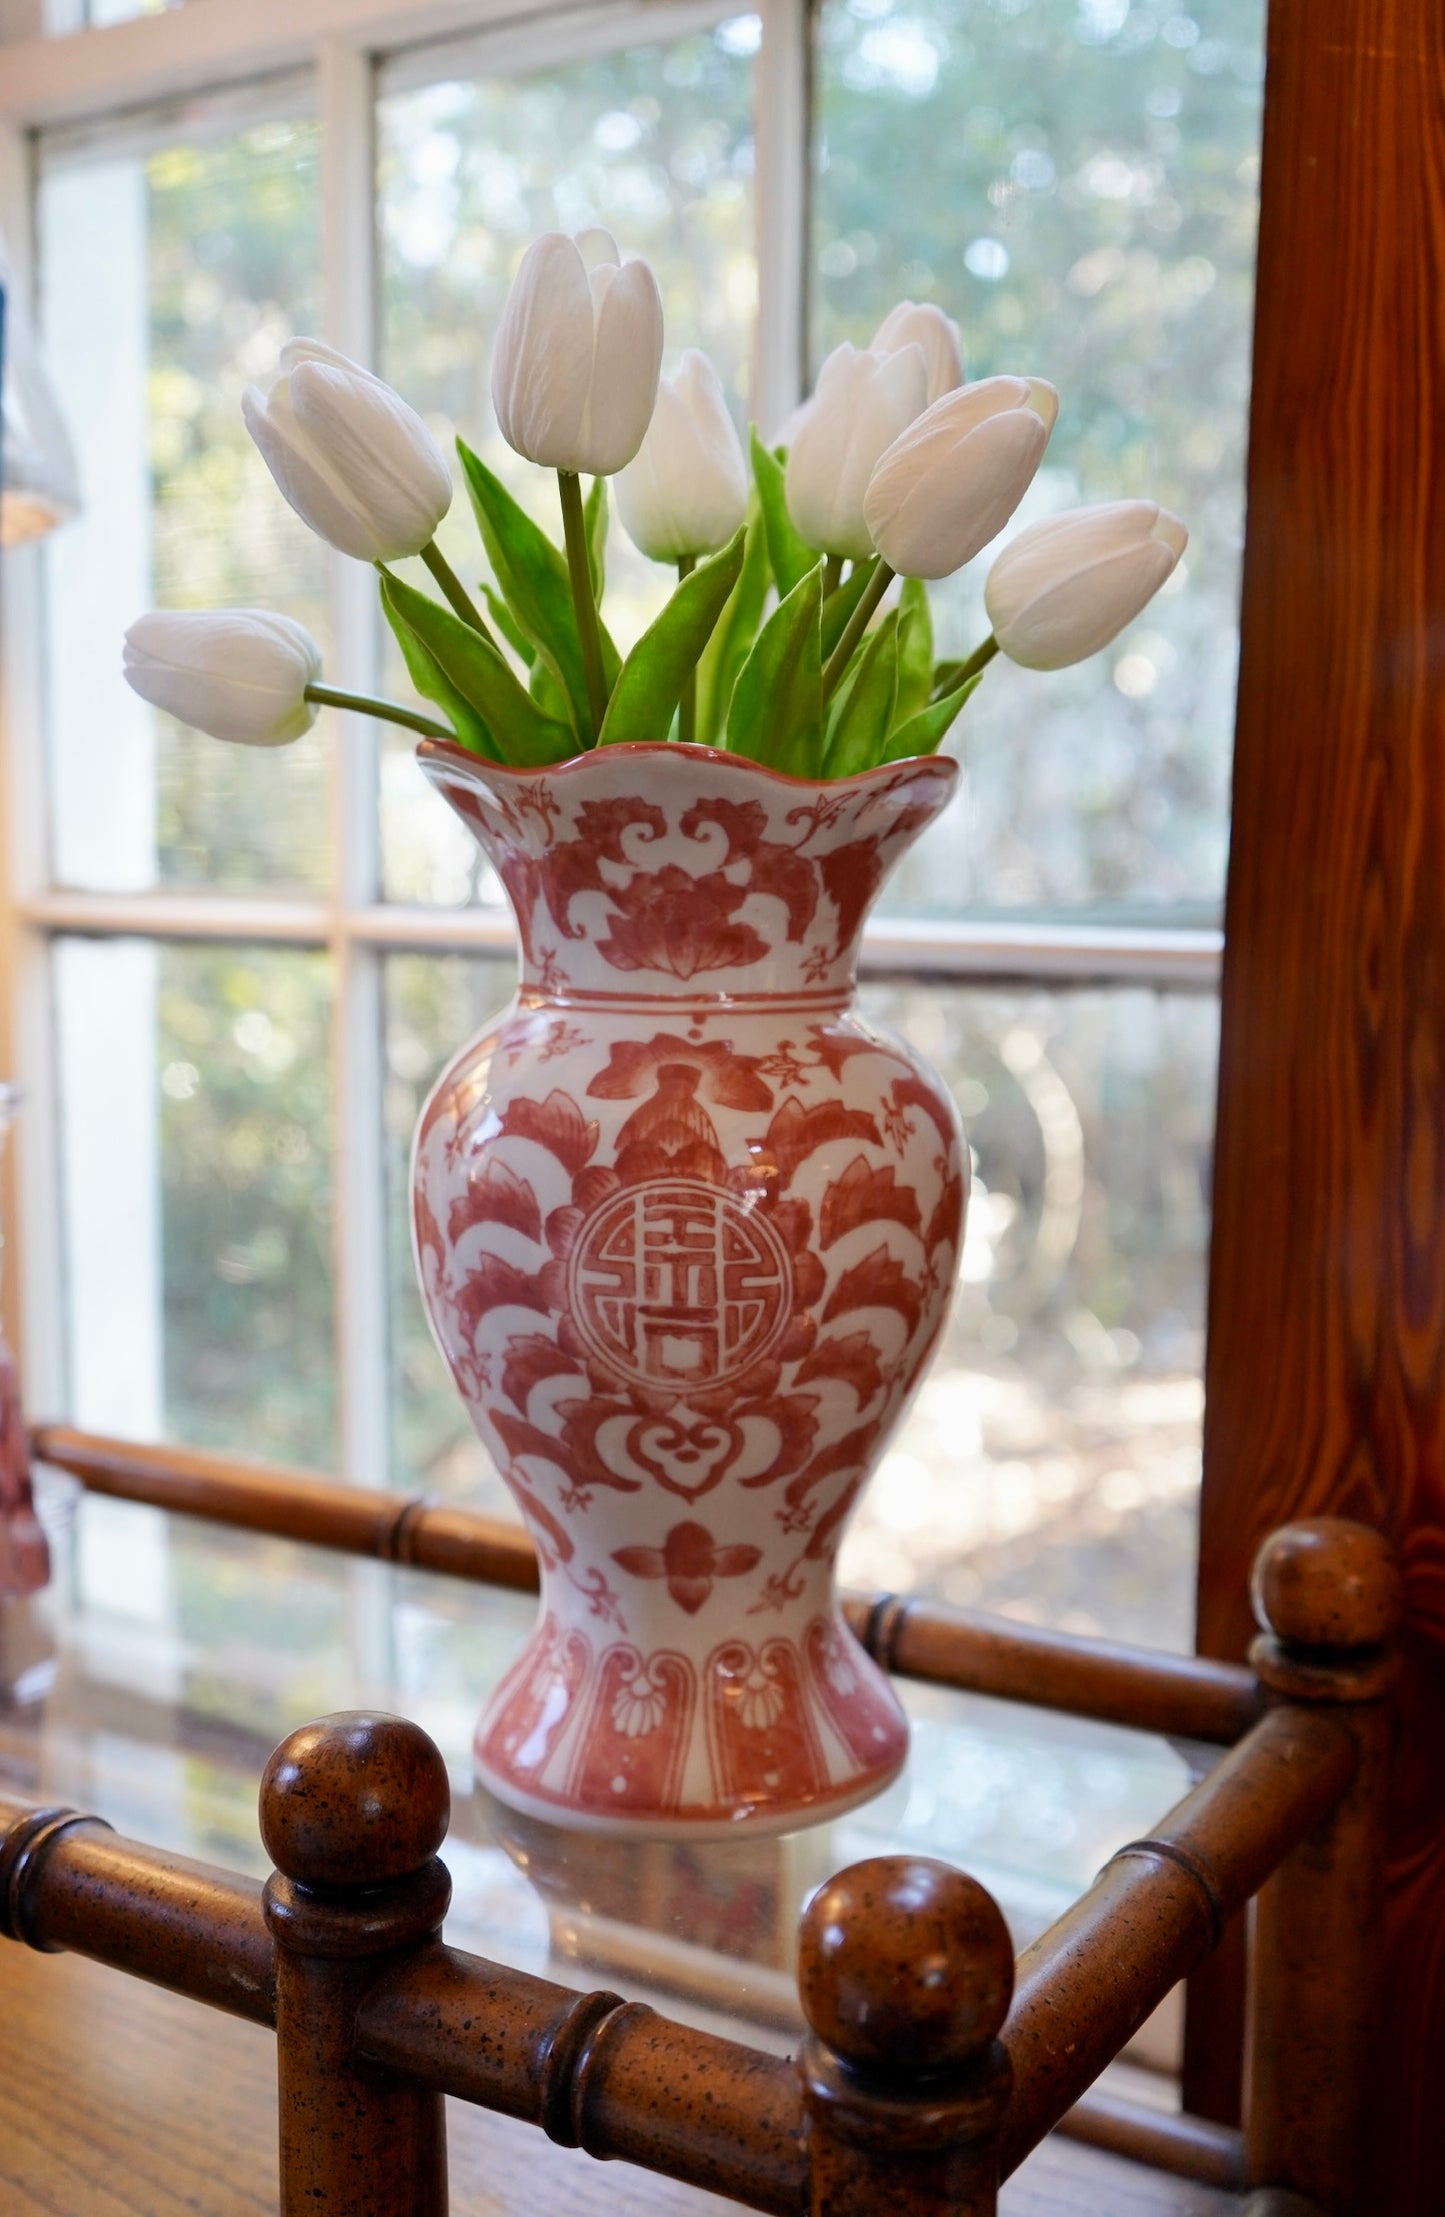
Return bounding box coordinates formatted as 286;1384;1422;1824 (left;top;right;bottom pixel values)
1;1425;1402;2216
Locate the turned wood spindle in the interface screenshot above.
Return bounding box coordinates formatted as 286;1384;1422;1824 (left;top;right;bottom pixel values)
261;1710;453;2217
1244;1518;1402;2217
797;1854;1013;2216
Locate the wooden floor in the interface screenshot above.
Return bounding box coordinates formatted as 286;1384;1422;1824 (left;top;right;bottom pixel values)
0;1947;1237;2217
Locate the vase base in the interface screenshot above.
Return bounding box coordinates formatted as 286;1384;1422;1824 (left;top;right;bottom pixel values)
472;1605;910;1841
473;1741;907;1841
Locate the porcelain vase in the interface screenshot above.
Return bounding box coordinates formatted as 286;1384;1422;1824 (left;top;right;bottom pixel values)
411;738;967;1836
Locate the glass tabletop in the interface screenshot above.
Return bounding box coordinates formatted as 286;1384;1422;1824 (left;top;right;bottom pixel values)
0;1473;1196;2064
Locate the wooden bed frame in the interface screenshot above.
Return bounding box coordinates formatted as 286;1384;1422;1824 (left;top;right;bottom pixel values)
0;1426;1401;2216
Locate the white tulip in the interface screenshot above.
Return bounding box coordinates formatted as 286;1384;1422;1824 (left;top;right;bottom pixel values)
491;228;664;477
871;301;965;406
784;341;930;561
242;338;452;563
614;350;748;562
123;609;321;746
985;500;1189;669
863;375;1059;580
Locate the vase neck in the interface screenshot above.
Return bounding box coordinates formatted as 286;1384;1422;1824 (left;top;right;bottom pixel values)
417;743;958;1004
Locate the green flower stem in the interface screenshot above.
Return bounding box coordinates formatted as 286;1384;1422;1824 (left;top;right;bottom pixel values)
558;468;609;741
677;552;697;744
931;636;1001;700
822;553;843;598
821;559;894;699
959;632;1001;681
419;540;492;637
304;682;452;740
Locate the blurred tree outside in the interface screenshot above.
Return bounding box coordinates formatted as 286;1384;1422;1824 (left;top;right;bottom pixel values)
814;0;1264;914
145;111;330;892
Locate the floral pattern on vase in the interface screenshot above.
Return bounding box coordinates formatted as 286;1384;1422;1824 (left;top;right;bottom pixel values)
412;739;966;1835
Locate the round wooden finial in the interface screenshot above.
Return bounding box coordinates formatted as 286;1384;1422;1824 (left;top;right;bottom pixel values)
1251;1518;1402;1652
798;1855;1013;2076
259;1710;450;1889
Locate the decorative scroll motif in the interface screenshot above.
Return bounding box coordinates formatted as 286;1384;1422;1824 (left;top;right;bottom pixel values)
413;745;966;1829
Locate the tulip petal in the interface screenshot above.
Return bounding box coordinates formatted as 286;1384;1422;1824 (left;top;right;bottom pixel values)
582;255;664;475
871;301;965;405
786;341;928;561
990;538;1177;668
491;232;593;470
867;407;1049;578
983;498;1188;667
288;362;452;559
123;608;320;745
243;380;382;562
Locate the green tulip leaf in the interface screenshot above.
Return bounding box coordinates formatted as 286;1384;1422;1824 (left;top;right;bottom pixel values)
529;653;572;725
696;502;770;748
457;437;619;739
585;475;608;601
820;556;881;660
727;560;824;778
378;573;499;760
750;427;816;597
878;669;982;763
826;610;900;778
481;584;535;669
380;571;573;768
895;578;933;725
598;529;747;746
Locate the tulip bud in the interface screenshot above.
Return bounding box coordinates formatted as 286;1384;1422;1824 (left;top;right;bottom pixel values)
871;300;965;406
863;375;1058;580
123;609;321;745
614;350;748;562
784;341;930;561
985;499;1189;669
491;228;664;477
242;338;453;564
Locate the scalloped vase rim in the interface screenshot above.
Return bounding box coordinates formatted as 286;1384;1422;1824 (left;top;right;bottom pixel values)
414;733;960;798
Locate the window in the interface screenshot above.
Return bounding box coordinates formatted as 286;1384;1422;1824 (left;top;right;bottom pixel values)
1;0;1261;1660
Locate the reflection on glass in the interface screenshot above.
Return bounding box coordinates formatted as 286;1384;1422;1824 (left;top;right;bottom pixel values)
375;23;758;903
38;93;329;893
385;954;518;1503
815;0;1263;914
54;937;336;1467
383;955;1213;1646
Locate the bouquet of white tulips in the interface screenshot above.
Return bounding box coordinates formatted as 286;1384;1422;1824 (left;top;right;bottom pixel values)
123;226;1188;781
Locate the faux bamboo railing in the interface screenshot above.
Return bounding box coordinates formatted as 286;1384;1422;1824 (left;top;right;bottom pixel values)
3;1426;1403;2216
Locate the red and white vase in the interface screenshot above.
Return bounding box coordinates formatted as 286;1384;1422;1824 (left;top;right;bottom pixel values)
412;739;967;1837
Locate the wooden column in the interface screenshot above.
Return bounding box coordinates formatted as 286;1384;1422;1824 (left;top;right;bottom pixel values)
1243;1521;1401;2213
796;1856;1013;2215
261;1711;452;2216
1195;0;1445;2199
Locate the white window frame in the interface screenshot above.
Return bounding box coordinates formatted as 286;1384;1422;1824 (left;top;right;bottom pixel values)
0;0;1222;1480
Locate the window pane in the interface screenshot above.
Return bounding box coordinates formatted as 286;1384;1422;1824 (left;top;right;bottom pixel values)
385;952;518;1502
54;938;336;1467
383;952;1211;1647
38;89;329;895
847;980;1216;1650
375;21;759;904
814;0;1264;916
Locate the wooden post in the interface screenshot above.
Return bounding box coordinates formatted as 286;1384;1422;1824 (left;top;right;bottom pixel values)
1244;1520;1402;2215
796;1855;1013;2215
1193;0;1445;2193
261;1711;452;2216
